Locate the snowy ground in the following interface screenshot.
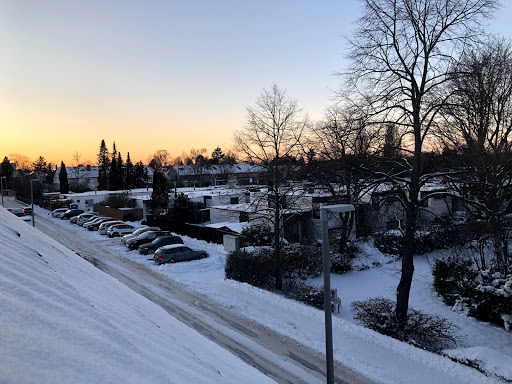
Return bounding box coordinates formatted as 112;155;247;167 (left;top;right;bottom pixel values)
0;206;274;384
27;202;512;384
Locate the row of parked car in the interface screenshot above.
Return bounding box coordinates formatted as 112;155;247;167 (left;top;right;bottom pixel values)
50;208;209;264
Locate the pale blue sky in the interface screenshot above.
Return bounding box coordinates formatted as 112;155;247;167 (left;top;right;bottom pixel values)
1;0;510;165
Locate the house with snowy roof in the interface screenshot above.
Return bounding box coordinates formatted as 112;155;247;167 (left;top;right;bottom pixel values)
165;163;267;186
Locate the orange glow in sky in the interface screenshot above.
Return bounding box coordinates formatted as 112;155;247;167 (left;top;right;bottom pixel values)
1;1;511;167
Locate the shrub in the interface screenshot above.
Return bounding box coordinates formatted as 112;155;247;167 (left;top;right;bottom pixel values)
281;244;323;280
432;257;512;331
240;225;273;246
282;280;339;310
374;225;464;256
433;257;477;306
225;244;323;287
330;241;361;274
225;248;275;289
351;297;460;352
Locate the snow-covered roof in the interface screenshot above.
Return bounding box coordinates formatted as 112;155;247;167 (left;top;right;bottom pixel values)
171;163;266;176
0;207;274;384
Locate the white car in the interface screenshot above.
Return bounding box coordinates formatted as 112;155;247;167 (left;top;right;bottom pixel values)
121;227;160;244
77;213;97;226
107;223;136;238
51;208;68;218
98;220;124;235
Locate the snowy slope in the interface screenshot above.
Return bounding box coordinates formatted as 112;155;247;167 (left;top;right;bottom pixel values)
0;207;274;384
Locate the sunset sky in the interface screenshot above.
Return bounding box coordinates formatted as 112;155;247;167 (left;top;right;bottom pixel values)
1;0;511;167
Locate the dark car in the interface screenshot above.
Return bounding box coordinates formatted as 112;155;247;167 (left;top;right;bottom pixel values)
126;230;171;250
60;209;84;220
85;217;115;231
138;235;183;255
23;207;33;215
152;245;208;264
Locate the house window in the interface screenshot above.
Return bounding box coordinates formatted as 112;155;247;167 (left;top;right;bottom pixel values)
230;197;239;204
85;179;90;183
239;212;249;222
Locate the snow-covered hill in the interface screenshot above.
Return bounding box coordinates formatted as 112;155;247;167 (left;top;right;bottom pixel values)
0;207;274;384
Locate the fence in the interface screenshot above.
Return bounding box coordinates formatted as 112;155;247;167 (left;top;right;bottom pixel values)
148;215;236;244
93;204;143;221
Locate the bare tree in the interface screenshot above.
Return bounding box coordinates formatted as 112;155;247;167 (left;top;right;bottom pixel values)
150;149;171;169
310;104;380;247
441;38;512;275
345;0;498;325
234;84;308;290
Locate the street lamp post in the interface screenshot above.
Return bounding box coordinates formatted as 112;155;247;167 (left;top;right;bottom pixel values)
0;176;6;207
30;179;37;227
320;204;355;384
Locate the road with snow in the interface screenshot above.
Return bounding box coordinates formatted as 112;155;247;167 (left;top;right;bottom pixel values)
12;200;373;384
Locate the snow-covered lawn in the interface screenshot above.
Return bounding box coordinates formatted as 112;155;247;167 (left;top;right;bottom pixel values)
0;207;274;384
26;205;512;382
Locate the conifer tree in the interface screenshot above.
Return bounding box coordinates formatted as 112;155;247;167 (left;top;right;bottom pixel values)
134;161;146;188
97;140;110;190
125;152;135;189
1;156;13;187
109;143;118;190
59;161;69;193
150;170;169;213
32;156;47;172
45;163;54;184
116;152;124;190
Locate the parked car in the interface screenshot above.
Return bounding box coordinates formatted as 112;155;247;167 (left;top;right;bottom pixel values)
77;213;97;226
69;215;79;224
7;208;31;222
60;209;84;220
51;208;68;218
98;220;125;235
23;207;33;215
138;235;183;255
107;223;136;238
121;227;160;245
85;217;115;231
126;230;171;250
151;244;208;264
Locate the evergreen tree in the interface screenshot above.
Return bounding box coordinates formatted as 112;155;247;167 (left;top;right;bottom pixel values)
150;169;169;213
97;139;110;190
125;152;135;189
59;161;69;193
108;143;118;190
210;147;224;165
134;161;145;188
1;156;13;187
32;156;47;172
45;163;55;184
116;152;124;189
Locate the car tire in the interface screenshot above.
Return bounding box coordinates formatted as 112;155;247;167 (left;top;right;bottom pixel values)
199;254;207;259
113;233;120;237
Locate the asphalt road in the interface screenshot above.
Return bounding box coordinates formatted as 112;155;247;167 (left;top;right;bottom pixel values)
6;199;375;384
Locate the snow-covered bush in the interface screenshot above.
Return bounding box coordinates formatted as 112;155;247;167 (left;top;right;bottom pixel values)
330;241;361;274
282;280;339;310
239;225;273;247
225;244;323;289
351;297;460;352
225;247;275;289
374;225;464;256
433;258;512;331
433;257;477;306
